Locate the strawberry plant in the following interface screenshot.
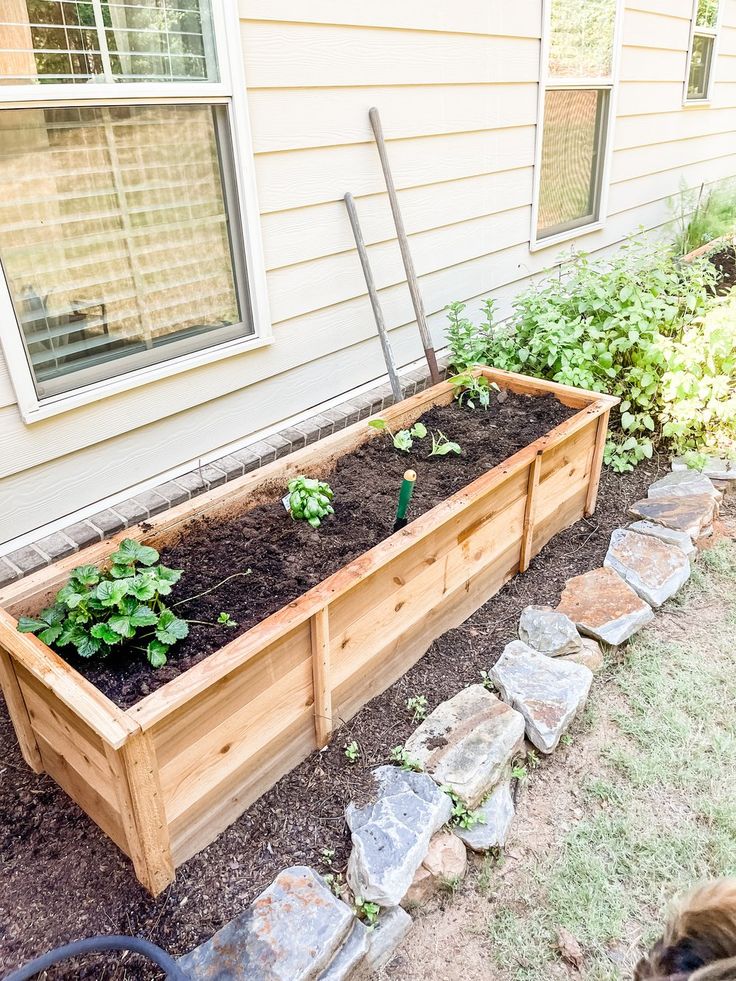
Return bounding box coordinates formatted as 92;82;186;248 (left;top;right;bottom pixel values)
287;476;335;528
17;538;188;668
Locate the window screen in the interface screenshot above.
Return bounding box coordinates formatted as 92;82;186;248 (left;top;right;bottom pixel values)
0;0;218;83
0;103;250;397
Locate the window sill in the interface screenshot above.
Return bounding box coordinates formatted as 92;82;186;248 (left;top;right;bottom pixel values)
16;332;274;425
529;221;605;253
682;98;712;107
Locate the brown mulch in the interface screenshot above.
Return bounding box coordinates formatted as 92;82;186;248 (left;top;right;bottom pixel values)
62;393;574;708
0;452;663;979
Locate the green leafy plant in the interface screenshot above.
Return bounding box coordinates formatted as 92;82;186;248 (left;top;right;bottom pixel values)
480;670;494;691
446;299;496;371
287;475;335;528
344;740;360;763
406;694;428;722
17;539;188;668
670;180;736;256
450;239;720;471
369;418;427;453
320;847;336;867
217;612;238;628
442;786;485;830
354;899;380;926
323;871;345;898
511;764;529;781
429;431;462;457
449;372;499;410
390;745;422;771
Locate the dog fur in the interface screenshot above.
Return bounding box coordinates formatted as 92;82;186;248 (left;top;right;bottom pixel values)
634;880;736;980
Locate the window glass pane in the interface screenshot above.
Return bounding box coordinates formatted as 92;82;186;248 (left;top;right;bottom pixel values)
688;33;715;99
537;88;608;238
548;0;617;79
0;103;250;397
696;0;719;28
0;0;218;83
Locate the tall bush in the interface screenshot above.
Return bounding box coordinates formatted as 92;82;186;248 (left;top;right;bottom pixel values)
447;240;728;471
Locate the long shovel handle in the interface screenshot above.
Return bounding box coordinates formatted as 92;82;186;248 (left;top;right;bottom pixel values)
369;106;441;385
344;192;404;403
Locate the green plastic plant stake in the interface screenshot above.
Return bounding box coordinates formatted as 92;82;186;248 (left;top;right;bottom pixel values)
393;469;417;532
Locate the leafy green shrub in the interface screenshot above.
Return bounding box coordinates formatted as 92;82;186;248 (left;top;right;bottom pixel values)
671;181;736;256
447;241;720;471
446;299;496;370
659;291;736;455
17;539;187;668
449;372;499;409
287;475;335;528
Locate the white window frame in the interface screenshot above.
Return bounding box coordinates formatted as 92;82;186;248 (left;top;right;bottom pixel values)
0;0;271;424
530;0;624;252
684;0;722;105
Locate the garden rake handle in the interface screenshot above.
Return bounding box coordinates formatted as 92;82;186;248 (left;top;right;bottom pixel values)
369;107;441;385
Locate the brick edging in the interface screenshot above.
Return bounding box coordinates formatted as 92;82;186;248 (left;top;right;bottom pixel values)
0;361;450;588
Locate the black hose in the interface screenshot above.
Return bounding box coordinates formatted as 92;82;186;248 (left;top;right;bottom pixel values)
3;935;189;981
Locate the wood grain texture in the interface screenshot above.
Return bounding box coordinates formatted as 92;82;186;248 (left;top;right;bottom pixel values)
310;607;332;748
0;644;43;771
520;451;543;574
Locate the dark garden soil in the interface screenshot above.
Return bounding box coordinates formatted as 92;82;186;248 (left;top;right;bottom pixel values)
709;243;736;293
68;393;575;709
0;452;663;980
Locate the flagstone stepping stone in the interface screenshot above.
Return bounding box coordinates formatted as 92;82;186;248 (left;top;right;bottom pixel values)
345;766;452;908
557;567;654;645
403;831;467;906
518;605;583;656
489;641;593;754
604;528;690;608
319;922;369;981
648;469;721;502
178;866;354;981
562;637;604;673
627;520;696;557
628;494;718;542
454;779;515;853
403;685;525;808
672;456;736;482
359;907;413;976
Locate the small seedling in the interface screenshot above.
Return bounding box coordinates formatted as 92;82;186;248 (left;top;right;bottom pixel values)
442;786;485;830
561;733;573;747
429;431;462;457
390;745;422;771
217;612;238;628
480;670;494;691
406;694;428;722
344;740;360;763
511;764;528;781
287;475;335;528
369;418;427;453
324;871;345;898
320;847;336;867
449;372;500;410
527;749;541;770
355;899;380;926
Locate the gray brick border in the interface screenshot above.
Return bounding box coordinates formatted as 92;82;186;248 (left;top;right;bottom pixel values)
1;358;450;585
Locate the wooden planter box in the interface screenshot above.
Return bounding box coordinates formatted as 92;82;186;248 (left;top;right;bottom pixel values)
0;369;617;895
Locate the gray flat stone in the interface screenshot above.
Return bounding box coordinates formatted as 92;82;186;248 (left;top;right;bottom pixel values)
562;637;604;673
648;470;721;502
628;494;718;543
454;779;515;853
404;685;525;807
319;921;369;981
604;529;691;608
178;866;353;980
360;907;412;976
490;641;593;754
672;456;736;482
518;605;582;656
627;520;696;557
557;567;655;646
346;767;452;908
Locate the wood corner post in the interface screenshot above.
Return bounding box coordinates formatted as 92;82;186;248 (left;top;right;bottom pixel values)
520;449;544;574
106;729;174;896
0;644;44;773
585;409;611;518
310;606;332;749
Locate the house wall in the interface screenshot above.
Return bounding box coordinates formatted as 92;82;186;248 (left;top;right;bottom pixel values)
2;0;736;545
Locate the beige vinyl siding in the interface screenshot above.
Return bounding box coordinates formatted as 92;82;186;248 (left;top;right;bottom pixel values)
2;0;736;542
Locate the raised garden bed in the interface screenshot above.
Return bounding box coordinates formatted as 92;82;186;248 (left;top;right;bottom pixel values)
0;368;617;895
